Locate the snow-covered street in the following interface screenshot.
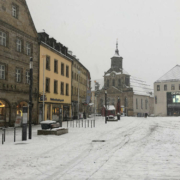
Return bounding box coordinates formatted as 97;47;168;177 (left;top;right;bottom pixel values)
1;117;180;180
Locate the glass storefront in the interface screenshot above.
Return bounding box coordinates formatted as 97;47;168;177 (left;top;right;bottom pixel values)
167;92;180;116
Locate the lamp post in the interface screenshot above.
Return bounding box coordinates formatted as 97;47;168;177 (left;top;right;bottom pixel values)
77;70;81;120
29;57;33;139
105;89;107;124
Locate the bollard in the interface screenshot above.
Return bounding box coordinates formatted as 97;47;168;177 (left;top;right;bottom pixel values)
4;129;5;142
2;134;4;144
14;127;16;142
76;120;77;127
82;120;83;127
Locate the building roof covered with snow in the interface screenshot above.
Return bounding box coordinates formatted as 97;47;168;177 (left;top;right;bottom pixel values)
155;65;180;83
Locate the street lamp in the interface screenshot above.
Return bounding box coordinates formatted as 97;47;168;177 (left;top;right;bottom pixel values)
29;57;33;139
77;70;81;120
105;89;107;124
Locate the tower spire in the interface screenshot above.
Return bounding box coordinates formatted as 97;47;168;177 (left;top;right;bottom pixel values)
115;39;119;55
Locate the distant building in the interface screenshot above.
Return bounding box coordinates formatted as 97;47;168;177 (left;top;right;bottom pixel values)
0;0;39;126
93;41;154;117
38;32;72;121
154;65;180;116
66;52;91;119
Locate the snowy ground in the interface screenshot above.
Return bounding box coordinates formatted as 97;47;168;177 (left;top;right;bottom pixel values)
1;116;180;180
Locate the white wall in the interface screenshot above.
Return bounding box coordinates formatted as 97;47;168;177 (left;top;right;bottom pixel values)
133;95;154;116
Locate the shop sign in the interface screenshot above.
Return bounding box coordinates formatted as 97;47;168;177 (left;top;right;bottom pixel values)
50;98;64;102
168;104;180;108
171;92;180;95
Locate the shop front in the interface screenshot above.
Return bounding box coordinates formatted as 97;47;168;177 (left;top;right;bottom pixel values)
0;100;10;126
167;92;180;116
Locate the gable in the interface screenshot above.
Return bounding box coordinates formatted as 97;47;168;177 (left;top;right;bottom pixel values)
0;0;37;38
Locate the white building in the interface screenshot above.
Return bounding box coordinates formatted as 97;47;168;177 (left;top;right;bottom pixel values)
154;65;180;116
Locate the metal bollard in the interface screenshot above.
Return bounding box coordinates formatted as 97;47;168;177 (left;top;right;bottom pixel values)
2;134;4;144
14;127;16;142
3;128;5;142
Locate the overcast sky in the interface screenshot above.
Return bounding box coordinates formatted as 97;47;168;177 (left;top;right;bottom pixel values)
26;0;180;88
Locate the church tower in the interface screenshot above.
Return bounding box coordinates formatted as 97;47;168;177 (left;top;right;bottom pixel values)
111;40;123;71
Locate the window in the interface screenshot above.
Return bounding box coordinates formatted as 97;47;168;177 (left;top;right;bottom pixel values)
54;60;58;73
16;69;21;82
171;84;175;90
54;80;58;94
145;99;148;109
124;97;128;107
74;73;76;80
157;85;160;91
118;79;121;86
26;71;30;84
107;79;109;87
26;42;31;56
61;82;64;95
0;64;5;79
66;66;69;77
66;84;69;96
164;84;167;91
179;84;180;90
46;78;50;92
125;77;129;86
61;63;64;75
112;79;115;86
141;99;143;109
12;4;18;18
136;98;138;109
155;96;157;104
46;56;50;70
16;38;22;52
0;31;6;46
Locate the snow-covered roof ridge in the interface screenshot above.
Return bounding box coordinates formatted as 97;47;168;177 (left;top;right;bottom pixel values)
156;65;180;82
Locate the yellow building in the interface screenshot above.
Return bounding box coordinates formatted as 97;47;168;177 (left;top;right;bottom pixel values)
38;32;72;122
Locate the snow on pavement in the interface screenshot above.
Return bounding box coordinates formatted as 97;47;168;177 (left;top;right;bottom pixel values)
1;117;180;180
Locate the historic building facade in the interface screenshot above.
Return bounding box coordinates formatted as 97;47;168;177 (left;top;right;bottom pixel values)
94;42;154;117
38;32;72;122
0;0;39;126
67;51;91;119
